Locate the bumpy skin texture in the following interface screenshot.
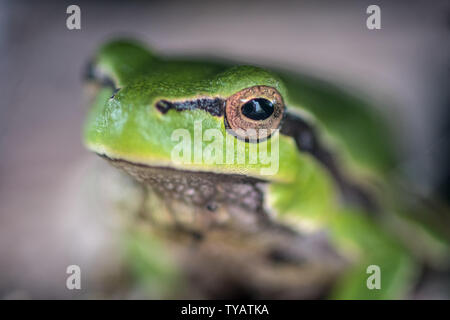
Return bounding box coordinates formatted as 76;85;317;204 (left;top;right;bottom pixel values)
84;39;431;299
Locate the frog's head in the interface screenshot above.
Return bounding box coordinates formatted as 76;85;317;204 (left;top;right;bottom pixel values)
84;40;330;184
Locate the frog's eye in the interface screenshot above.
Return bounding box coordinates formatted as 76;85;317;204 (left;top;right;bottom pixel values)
224;86;284;142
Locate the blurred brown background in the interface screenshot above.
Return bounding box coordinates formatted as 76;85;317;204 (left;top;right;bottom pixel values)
0;0;448;298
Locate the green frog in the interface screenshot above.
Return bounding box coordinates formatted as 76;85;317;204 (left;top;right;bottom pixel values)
83;39;449;299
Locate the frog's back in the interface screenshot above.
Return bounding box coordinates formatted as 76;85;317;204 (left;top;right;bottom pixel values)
277;71;398;175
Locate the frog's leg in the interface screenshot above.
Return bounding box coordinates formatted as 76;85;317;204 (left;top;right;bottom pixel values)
272;112;416;298
324;206;414;299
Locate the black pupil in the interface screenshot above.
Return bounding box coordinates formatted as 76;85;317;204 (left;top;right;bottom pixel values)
241;98;274;120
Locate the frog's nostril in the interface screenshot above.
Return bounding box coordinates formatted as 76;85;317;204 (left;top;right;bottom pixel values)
84;59;118;91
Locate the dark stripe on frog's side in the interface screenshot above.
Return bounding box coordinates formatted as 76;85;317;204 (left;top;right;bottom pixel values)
155;98;225;117
281;111;379;212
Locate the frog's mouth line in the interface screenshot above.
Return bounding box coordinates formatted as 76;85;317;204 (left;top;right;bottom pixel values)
98;153;269;184
98;139;378;215
99;153;272;215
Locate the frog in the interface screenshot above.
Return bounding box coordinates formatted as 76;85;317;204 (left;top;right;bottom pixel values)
83;39;449;299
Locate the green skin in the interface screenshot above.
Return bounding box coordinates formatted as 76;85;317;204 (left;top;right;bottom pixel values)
84;40;443;299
